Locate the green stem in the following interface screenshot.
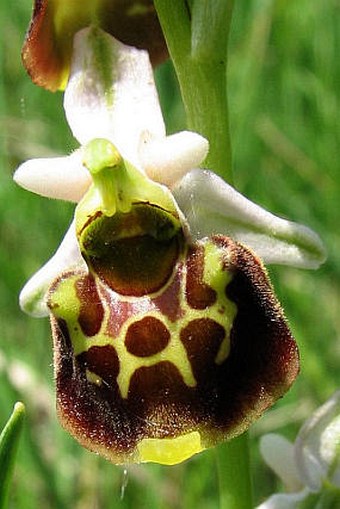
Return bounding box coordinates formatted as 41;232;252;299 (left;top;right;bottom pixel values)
154;2;253;508
154;0;234;183
215;433;253;509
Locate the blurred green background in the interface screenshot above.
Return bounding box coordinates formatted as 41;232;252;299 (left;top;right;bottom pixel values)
0;0;339;507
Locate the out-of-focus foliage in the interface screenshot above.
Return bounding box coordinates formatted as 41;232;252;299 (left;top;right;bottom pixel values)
0;1;339;507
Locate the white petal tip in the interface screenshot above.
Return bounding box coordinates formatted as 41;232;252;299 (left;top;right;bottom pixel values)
19;281;50;318
141;131;209;186
247;224;327;270
13;153;91;202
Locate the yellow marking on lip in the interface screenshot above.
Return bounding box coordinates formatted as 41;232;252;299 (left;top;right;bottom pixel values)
137;431;204;465
49;275;81;322
215;337;230;365
114;312;196;399
201;242;237;365
86;368;103;387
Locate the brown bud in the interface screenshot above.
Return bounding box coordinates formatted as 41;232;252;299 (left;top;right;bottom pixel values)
22;0;168;91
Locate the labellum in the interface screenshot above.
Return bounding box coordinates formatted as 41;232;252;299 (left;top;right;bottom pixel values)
47;139;299;465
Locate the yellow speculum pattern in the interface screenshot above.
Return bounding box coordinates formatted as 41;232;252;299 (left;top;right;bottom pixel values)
49;241;237;402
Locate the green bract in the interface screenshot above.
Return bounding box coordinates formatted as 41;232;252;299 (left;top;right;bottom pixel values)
0;403;25;509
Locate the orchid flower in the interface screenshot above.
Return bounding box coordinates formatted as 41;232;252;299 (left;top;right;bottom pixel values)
14;27;325;465
257;391;340;508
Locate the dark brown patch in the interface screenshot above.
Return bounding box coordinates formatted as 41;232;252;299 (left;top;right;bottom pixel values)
88;234;179;296
76;275;104;337
128;362;188;402
180;318;226;377
51;317;72;354
185;244;217;309
77;345;120;388
81;204;182;296
125;317;170;357
127;362;199;436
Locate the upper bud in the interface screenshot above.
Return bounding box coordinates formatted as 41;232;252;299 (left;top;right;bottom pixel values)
22;0;168;91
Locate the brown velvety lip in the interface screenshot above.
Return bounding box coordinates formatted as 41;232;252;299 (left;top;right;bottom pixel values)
50;235;299;463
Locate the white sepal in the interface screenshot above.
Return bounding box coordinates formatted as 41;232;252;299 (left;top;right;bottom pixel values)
13;150;91;202
260;434;303;493
173;169;326;268
19;221;86;317
64;27;165;168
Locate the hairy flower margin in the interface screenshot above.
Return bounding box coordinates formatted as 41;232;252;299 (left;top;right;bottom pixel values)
14;27;326;465
257;391;340;508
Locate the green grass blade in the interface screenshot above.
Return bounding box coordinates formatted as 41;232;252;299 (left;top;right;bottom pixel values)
0;403;25;509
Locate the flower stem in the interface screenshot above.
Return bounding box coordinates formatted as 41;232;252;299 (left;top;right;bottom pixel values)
154;0;234;183
154;2;253;508
215;433;253;509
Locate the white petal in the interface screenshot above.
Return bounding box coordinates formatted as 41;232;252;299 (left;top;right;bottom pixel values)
13;151;91;202
260;434;303;492
19;221;86;317
256;489;310;509
173;169;326;268
64;27;165;168
294;391;340;491
140;131;209;186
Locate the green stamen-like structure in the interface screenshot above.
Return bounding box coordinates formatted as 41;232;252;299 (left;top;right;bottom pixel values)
82;138;125;216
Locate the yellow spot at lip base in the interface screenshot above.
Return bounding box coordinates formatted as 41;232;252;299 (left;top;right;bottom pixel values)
137;431;204;465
